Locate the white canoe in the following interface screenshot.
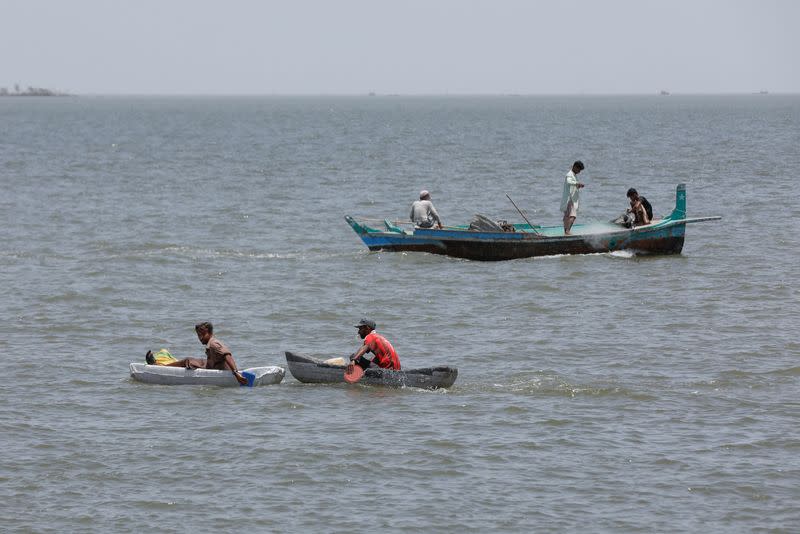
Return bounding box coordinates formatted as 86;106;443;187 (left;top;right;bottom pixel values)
129;363;285;387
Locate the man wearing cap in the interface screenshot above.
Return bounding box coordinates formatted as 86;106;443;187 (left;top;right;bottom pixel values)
350;318;401;370
410;190;443;229
626;188;653;226
560;161;585;235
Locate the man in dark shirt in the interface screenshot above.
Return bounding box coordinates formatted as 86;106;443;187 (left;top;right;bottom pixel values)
146;322;247;385
626;188;653;226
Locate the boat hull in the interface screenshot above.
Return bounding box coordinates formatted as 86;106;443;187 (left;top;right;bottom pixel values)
357;224;685;261
129;363;285;386
285;351;458;389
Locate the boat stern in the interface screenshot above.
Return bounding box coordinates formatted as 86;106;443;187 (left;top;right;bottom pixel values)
665;183;686;221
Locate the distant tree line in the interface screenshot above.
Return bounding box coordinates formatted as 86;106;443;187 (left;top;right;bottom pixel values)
0;84;68;96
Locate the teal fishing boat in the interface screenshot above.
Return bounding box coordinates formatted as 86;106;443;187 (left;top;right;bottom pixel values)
346;184;720;261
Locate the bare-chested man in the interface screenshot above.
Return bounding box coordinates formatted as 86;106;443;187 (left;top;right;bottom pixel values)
146;322;247;385
626;188;652;226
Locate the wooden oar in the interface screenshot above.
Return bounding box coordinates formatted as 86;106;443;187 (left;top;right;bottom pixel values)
505;194;540;235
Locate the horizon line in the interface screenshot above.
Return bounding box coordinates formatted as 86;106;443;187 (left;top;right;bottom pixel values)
23;90;797;98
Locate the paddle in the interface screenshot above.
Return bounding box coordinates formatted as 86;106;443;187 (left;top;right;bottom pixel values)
344;362;364;383
239;370;256;387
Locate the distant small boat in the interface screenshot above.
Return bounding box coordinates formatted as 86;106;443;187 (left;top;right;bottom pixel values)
759;90;769;95
285;351;458;389
660;90;670;96
345;184;721;261
130;363;284;386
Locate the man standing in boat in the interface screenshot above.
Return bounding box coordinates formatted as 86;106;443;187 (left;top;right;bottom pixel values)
561;161;585;235
146;322;248;385
349;318;401;370
410;190;443;229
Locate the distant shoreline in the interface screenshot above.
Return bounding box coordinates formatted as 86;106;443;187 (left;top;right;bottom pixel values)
0;86;69;97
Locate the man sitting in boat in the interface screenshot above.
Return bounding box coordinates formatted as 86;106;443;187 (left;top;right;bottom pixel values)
410;190;443;229
145;322;248;385
349;318;401;370
626;188;653;226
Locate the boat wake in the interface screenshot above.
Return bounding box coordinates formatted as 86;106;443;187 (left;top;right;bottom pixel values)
483;371;657;400
99;242;359;262
608;249;636;259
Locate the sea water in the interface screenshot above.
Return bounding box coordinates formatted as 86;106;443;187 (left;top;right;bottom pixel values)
1;94;799;532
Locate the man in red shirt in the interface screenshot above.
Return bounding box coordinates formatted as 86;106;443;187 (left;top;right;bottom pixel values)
349;318;401;370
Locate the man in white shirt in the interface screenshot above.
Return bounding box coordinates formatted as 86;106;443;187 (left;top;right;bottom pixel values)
410;190;443;229
560;161;585;235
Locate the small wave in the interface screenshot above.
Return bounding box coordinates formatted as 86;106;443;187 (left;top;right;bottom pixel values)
99;243;361;262
42;290;85;303
0;250;36;259
763;366;800;377
719;366;800;378
540;418;572;426
719;438;800;451
608;249;636;259
526;249;637;261
117;244;301;260
483;371;657;400
130;499;177;509
421;438;467;450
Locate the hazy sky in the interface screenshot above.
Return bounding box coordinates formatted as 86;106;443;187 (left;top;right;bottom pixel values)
1;0;797;94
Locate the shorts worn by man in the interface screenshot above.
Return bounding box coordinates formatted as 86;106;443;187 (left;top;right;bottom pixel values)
350;318;401;370
410;190;443;229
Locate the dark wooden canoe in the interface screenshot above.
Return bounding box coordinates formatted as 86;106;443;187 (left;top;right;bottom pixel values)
285;351;458;389
345;184;721;261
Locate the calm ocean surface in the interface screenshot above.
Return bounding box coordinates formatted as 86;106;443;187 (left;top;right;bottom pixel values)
2;95;799;532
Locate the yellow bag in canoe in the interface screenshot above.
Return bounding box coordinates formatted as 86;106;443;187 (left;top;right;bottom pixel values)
154;348;177;365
